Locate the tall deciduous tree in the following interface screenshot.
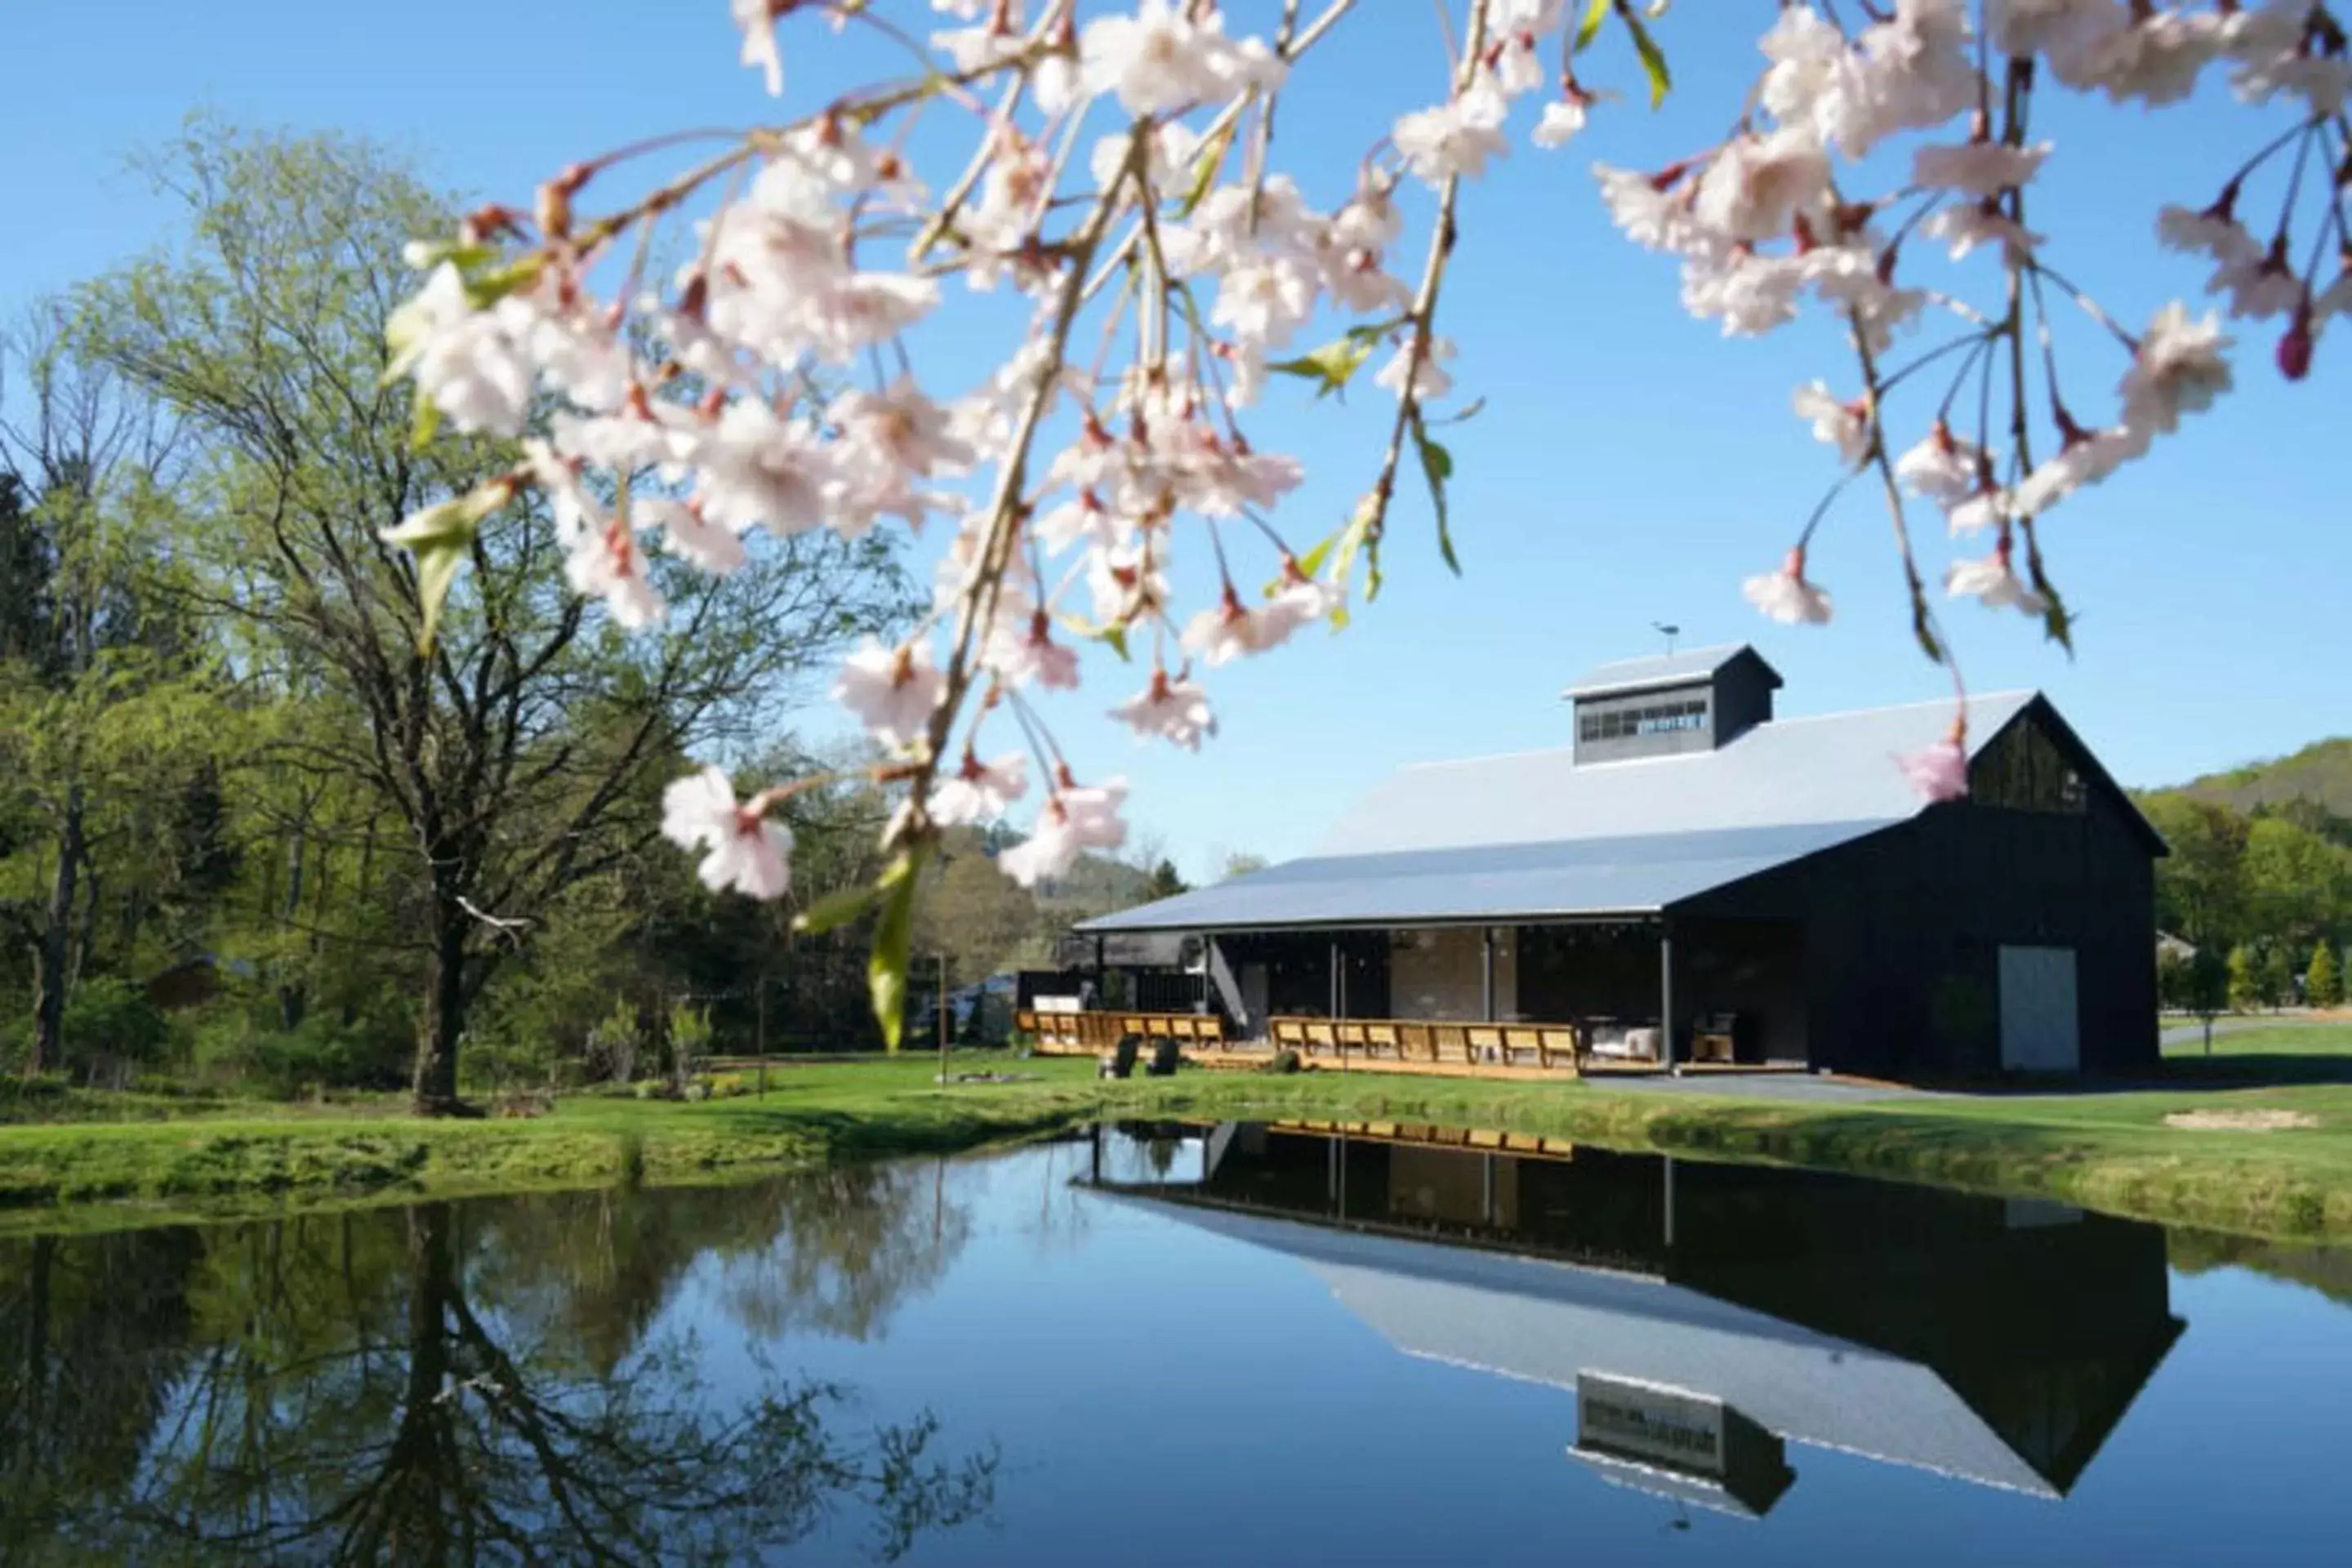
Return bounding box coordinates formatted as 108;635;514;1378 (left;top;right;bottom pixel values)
77;122;908;1109
0;310;208;1075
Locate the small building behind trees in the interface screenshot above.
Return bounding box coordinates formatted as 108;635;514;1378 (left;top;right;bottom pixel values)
1068;645;2164;1080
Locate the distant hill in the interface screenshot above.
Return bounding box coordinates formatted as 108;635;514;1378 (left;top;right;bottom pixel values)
2146;738;2352;840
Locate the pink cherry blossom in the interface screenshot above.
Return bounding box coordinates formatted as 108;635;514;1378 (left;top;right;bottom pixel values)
731;0;784;96
2119;302;2234;439
1111;670;1217;750
999;776;1129;888
662;764;792;898
1896;737;1971;803
833;639;944;751
1945;545;2051;617
1742;549;1834;626
930;751;1030;827
1792;381;1872;466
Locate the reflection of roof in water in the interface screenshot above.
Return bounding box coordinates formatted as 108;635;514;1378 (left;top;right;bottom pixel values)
1130;1198;2064;1497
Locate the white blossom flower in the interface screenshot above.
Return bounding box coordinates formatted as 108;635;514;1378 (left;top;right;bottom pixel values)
999;777;1129;887
1181;575;1335;667
386;263;533;436
1078;0;1281;117
2157;203;2260;265
1392;80;1510;185
2063;10;2228;105
930;751;1029;826
2011;427;2140;516
2210;243;2304;320
1895;422;1989;509
731;0;783;96
640;497;747;576
1695;129;1831;243
1989;0;2125;65
1374;336;1455;402
562;518;666;630
1946;548;2050;616
1531;89;1606;149
1111;671;1217;750
1910;140;2051;197
1595;164;1707;254
832;639;944;751
1922;201;2045;263
1742;549;1833;625
1682;250;1804;336
1792;381;1871;465
2120;302;2234;438
687;399;835;537
662;764;792;898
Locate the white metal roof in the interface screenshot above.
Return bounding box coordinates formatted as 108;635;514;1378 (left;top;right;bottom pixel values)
1079;693;2039;933
1566;644;1778;698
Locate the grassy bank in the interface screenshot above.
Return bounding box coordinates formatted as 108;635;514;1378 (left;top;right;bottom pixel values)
7;1039;2352;1242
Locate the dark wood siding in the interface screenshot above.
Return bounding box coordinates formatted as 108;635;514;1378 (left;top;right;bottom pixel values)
1686;703;2159;1078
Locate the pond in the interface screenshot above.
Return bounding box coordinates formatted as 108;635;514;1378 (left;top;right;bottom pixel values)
2;1124;2350;1564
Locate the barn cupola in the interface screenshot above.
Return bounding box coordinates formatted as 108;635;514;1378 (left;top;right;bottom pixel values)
1566;644;1784;765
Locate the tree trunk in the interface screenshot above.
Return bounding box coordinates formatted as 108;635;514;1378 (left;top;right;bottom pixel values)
411;894;470;1116
28;788;86;1076
278;817;309;1031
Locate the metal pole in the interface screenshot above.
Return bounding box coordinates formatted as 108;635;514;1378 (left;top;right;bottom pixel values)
1481;926;1496;1022
1330;938;1346;1073
937;952;950;1080
755;965;769;1100
1659;920;1677;1071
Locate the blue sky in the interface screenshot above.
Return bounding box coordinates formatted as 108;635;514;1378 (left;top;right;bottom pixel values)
5;3;2343;881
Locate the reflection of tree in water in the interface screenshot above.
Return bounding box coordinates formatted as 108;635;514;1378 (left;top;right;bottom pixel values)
0;1183;996;1565
713;1160;974;1343
0;1226;204;1559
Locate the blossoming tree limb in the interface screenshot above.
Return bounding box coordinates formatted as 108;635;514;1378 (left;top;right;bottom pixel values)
384;0;2350;1045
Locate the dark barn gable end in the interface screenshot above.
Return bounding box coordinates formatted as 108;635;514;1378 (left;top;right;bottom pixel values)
1075;645;2164;1082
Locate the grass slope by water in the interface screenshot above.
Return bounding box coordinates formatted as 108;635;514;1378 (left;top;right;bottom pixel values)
7;1032;2352;1241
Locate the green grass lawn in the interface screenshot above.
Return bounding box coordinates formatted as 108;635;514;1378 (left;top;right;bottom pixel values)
7;1031;2352;1243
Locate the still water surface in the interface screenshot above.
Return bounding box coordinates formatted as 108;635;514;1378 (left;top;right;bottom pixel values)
2;1124;2350;1564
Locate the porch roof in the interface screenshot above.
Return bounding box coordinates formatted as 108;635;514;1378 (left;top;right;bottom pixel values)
1077;818;1889;933
1080;691;2039;936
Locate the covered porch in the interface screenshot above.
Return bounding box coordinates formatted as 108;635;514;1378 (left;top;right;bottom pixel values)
1033;913;1812;1080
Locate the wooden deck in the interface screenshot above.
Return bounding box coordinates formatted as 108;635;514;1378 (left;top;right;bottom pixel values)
1017;1008;1813;1080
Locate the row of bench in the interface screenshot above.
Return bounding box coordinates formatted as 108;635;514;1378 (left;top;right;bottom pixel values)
1015;1009;1583;1076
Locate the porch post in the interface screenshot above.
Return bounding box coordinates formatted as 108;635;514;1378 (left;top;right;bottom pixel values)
1092;933;1107;1006
1329;938;1343;1018
1659;919;1677;1070
1481;926;1496;1022
1199;932;1210;1013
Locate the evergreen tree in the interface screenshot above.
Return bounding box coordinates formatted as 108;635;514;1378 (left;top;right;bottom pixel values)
2307;942;2343;1010
2225;943;2260;1012
2256;945;2294;1009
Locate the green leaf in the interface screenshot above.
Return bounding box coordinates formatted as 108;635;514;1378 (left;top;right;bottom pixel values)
1619;2;1673;108
379;478;510;652
793;882;879;937
1177;120;1237;218
1292;527;1342;582
1325;492;1385;629
1268;336;1377;400
1411;416;1463;576
1575;0;1610;51
867;846;926;1052
409;394;441;454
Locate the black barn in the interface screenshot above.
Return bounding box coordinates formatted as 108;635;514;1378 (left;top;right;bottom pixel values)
1076;645;2163;1080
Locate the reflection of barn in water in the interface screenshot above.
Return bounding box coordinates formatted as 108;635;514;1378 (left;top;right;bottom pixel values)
1089;1123;2183;1517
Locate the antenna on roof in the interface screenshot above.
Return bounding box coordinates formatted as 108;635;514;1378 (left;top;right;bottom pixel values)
1652;621;1680;656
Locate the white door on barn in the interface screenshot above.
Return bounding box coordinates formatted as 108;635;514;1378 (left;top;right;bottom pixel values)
1998;946;2080;1071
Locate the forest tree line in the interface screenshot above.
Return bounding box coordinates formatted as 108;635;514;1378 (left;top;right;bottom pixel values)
0;122;1174;1107
2142;789;2352;1013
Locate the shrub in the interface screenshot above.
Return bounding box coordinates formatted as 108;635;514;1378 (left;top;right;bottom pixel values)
2307;943;2343;1009
62;978;169;1085
666;1000;714;1092
586;999;644;1084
